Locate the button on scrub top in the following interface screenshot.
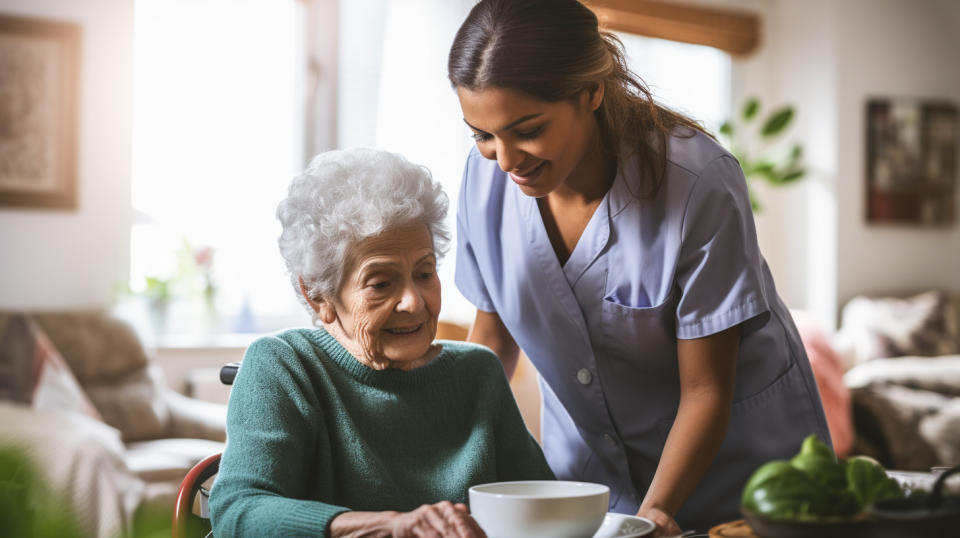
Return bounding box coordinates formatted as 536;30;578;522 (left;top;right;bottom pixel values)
454;130;831;529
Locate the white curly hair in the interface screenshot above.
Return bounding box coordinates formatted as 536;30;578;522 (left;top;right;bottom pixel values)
277;148;450;314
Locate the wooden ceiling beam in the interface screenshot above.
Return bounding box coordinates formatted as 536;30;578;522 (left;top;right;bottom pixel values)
586;0;760;56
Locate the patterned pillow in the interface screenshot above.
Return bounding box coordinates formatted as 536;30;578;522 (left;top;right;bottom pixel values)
838;291;960;366
0;314;103;421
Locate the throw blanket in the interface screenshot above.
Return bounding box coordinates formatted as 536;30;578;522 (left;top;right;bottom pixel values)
0;402;144;538
844;355;960;471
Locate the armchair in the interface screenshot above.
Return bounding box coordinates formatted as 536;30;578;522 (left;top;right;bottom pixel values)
0;309;229;537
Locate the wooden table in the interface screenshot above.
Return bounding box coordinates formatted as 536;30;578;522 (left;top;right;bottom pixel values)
709;520;757;537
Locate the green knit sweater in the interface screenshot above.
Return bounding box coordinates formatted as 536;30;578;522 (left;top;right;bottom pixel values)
209;328;554;536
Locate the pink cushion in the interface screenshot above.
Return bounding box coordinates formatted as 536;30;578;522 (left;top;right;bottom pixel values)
792;310;854;457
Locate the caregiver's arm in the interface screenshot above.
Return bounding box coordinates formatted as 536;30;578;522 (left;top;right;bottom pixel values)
468;309;520;379
638;324;740;535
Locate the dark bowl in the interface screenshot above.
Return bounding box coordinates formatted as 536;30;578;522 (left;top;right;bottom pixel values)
740;509;873;538
741;496;960;538
868;494;960;538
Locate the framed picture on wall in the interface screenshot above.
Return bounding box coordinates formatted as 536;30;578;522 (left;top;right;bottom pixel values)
0;14;81;210
866;98;958;226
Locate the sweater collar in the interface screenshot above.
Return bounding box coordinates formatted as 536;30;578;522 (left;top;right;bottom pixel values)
307;328;455;390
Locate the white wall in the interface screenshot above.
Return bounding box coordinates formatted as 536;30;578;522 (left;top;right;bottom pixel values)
337;0;387;149
725;0;959;327
304;0;340;158
2;0;956;324
742;0;841;327
0;0;134;309
769;0;840;326
834;0;960;308
716;0;841;326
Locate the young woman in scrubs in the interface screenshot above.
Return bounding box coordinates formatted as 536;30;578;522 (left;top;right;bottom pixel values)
448;0;831;534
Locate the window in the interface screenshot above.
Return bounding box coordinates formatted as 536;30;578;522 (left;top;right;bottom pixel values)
129;1;733;339
131;0;306;337
615;32;731;133
337;0;477;326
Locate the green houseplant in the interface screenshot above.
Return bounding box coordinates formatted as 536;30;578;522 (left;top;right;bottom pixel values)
719;97;806;212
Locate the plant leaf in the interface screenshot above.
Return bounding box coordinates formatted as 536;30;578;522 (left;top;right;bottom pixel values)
761;107;794;138
743;98;760;121
790;144;803;160
719;121;733;137
745;160;777;183
781;169;805;183
749;189;762;213
752;160;776;175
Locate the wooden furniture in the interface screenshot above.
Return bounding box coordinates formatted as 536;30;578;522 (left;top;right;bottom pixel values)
171;362;236;537
172;453;221;538
709;519;758;537
587;0;760;56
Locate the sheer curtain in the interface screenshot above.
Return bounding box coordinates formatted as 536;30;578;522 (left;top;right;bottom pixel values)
340;0;477;325
130;0;305;340
615;32;731;133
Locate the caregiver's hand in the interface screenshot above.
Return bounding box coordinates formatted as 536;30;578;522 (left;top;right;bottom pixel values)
639;506;682;537
330;501;487;538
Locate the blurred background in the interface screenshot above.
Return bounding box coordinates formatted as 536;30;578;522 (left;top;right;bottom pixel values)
2;0;959;433
0;0;957;432
0;1;958;536
1;0;957;340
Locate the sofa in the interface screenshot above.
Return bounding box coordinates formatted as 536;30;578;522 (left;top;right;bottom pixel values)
787;290;959;473
833;290;960;471
808;290;960;472
0;310;227;537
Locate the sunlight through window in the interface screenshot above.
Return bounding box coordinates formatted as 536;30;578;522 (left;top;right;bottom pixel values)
615;32;731;133
131;0;304;337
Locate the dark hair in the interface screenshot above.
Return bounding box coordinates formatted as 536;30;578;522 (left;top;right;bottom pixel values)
448;0;710;197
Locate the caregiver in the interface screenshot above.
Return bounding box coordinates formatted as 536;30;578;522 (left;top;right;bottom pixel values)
448;0;831;534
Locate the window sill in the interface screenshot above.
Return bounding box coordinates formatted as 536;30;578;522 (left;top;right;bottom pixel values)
151;332;258;351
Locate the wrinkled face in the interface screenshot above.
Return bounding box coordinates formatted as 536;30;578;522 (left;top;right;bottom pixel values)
320;222;441;370
456;85;604;198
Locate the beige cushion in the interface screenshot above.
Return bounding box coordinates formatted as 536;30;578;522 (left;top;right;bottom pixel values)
85;364;171;442
31;311;150;384
124;438;224;484
951;292;960;339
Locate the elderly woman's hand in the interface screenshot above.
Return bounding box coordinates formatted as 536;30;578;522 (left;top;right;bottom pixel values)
389;501;487;538
330;501;486;538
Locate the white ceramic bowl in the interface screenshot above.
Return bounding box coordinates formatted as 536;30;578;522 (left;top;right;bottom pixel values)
469;480;610;538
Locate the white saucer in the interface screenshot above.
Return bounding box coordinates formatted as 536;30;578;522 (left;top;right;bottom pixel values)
592;512;656;538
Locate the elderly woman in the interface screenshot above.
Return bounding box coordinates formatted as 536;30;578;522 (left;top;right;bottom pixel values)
209;148;554;537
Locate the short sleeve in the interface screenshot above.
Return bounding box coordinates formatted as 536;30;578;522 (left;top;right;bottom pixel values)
674;155;770;339
454;155;497;313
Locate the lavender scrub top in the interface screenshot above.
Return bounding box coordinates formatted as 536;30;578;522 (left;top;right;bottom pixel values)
454;129;831;529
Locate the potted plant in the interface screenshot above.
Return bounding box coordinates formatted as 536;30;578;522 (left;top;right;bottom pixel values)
719;97;806;212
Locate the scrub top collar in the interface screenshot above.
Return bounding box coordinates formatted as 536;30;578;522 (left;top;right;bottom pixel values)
519;151;637;288
607;150;638;218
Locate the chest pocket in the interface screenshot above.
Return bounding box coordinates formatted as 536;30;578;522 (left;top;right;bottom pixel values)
599;287;679;367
